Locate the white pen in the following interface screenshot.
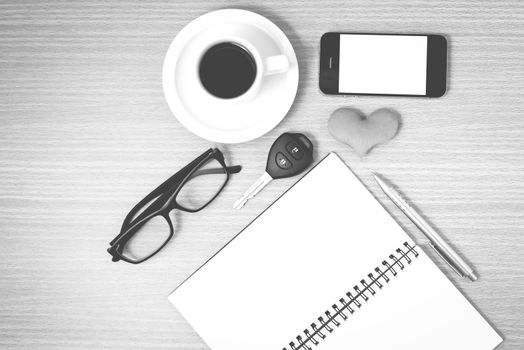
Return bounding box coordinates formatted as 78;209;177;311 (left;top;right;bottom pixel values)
373;172;478;282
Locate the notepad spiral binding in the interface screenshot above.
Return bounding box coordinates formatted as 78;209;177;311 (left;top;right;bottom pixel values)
283;241;419;350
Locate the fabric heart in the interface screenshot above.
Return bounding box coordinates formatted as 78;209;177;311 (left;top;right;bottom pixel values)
328;107;401;156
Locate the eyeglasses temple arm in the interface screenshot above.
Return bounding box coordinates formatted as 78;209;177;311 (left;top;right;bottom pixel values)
190;165;242;177
227;165;242;174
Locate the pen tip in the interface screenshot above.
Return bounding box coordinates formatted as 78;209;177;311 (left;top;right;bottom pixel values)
470;272;478;282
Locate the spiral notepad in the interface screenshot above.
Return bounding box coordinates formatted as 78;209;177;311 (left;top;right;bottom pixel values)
169;153;502;350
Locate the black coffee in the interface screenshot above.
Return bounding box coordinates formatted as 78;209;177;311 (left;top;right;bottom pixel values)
199;42;257;99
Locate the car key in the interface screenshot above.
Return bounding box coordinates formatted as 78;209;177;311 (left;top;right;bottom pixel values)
233;132;313;209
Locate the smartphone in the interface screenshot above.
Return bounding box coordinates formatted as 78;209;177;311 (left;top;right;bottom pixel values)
319;32;447;97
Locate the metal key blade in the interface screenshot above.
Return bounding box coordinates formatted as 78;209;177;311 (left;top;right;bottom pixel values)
233;172;273;209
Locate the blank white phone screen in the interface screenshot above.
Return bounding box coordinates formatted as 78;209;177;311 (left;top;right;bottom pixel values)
338;34;428;95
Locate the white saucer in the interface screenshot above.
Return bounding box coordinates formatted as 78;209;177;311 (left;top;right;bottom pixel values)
162;9;299;144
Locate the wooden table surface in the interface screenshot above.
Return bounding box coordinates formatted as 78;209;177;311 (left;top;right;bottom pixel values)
1;1;523;349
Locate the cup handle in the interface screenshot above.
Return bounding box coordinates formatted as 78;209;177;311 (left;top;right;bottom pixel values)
263;55;289;75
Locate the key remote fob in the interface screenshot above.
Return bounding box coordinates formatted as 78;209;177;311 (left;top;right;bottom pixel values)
266;133;313;179
233;132;314;209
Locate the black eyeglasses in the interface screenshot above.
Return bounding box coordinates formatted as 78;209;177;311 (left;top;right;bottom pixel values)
107;148;241;264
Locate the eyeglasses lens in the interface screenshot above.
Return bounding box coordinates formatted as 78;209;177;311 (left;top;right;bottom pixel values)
176;158;227;211
119;215;171;262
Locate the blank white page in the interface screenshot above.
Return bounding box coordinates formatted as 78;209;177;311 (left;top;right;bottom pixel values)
169;153;502;350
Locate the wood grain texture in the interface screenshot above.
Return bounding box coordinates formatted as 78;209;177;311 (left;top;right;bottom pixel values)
1;0;523;349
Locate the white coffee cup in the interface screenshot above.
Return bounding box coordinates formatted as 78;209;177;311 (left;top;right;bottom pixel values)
177;24;290;110
162;9;299;143
197;37;289;103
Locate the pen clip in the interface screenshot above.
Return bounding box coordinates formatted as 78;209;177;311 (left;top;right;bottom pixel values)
429;243;465;278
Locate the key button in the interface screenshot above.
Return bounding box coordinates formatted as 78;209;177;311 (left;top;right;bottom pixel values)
286;141;304;160
276;152;292;170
